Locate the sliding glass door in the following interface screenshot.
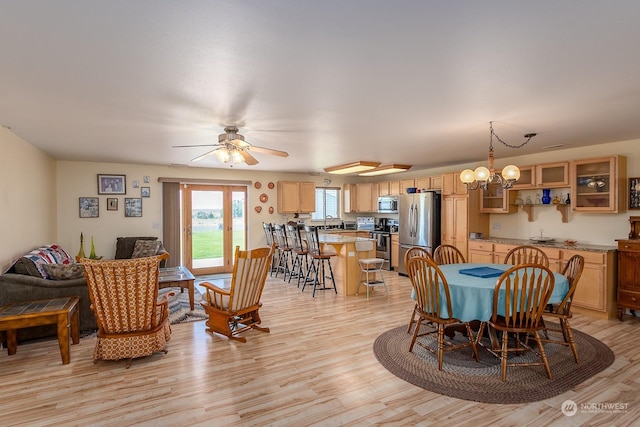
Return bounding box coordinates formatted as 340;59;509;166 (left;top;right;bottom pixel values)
182;184;246;275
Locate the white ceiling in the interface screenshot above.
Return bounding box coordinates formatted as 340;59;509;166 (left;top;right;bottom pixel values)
2;1;640;174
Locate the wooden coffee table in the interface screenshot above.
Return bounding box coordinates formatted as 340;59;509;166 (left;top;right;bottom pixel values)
0;296;80;364
159;266;196;310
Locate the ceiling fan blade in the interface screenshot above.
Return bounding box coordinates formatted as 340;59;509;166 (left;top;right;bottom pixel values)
191;148;220;162
249;145;289;157
172;144;220;148
240;150;259;165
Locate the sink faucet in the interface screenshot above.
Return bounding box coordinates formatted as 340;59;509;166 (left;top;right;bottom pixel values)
324;214;333;230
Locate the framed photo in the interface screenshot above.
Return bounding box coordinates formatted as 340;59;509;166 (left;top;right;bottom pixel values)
132;180;140;188
629;177;640;209
107;198;118;211
98;174;126;195
141;187;150;198
79;197;99;218
124;197;142;217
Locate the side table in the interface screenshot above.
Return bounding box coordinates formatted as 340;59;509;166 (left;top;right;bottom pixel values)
159;266;196;310
0;296;80;364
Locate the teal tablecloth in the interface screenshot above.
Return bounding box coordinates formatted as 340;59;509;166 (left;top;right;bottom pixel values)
410;263;569;322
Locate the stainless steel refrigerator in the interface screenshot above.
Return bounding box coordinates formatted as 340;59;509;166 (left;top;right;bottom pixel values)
397;191;441;276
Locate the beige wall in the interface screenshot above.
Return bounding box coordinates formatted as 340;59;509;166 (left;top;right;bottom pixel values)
3;124;640;272
56;162;349;261
0;127;57;272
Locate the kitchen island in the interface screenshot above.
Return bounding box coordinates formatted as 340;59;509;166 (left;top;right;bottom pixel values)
317;232;375;296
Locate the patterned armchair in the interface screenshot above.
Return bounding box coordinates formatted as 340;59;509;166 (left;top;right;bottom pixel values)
81;255;171;368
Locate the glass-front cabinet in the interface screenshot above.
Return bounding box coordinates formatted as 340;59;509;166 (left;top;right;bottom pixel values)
571;156;626;213
479;181;517;213
510;162;569;189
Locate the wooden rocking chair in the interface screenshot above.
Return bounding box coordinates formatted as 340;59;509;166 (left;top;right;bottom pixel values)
200;245;274;342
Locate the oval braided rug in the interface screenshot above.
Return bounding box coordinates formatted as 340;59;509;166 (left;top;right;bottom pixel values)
373;324;614;404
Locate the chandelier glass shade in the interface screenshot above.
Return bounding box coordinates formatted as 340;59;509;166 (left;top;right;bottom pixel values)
460;122;535;190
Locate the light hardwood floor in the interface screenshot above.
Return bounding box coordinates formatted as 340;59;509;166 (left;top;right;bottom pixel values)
0;270;638;426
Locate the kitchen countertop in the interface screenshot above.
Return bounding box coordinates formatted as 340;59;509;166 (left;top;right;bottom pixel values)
318;232;373;244
470;237;617;252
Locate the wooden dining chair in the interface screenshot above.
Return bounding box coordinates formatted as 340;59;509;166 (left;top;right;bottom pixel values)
475;263;555;381
539;254;585;363
404;246;433;333
433;244;466;265
504;245;549;267
200;245;274;342
406;256;479;370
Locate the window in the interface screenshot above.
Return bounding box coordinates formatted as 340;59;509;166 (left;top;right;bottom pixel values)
312;187;340;220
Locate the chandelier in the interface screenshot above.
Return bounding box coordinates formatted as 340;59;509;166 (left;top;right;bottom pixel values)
460;122;536;190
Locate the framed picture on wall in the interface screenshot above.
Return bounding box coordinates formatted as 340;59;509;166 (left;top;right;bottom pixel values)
107;198;118;211
97;174;126;195
79;197;99;218
141;187;150;198
124;197;142;217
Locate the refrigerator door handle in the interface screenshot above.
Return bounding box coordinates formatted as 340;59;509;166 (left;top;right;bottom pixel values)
412;204;418;238
409;204;415;237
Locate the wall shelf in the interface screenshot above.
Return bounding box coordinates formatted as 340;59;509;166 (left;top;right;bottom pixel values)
519;203;569;223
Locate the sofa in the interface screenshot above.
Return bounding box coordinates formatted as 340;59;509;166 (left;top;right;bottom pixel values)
0;238;168;342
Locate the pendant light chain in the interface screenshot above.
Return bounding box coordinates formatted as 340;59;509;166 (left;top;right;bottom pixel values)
490;121;535;149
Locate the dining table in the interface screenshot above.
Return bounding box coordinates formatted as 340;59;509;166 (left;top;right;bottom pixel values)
410;263;569;348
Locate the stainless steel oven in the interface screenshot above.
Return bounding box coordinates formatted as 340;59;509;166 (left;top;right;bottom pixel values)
369;231;391;270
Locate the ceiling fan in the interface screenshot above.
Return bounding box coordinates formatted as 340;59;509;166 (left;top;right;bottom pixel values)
172;126;289;165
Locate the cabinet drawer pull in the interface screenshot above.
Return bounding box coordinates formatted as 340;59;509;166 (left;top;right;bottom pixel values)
633;297;637;302
624;245;630;249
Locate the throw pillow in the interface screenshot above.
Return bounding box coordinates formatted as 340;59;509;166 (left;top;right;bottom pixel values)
42;263;85;280
131;240;161;258
115;236;158;259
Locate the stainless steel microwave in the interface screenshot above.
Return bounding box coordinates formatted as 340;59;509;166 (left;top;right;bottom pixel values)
378;196;399;213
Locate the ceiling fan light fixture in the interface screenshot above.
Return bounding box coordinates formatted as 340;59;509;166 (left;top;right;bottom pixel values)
324;161;381;175
358;164;412;176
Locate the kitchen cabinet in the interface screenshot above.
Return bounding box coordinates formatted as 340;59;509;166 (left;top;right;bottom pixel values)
479;182;517;213
510;162;569;189
391;234;399;269
441;191;488;259
441;172;468;196
468;240;494;263
571;155;626;213
277;181;316;213
430;175;442;190
616;239;640;319
378;181;390;196
468;239;617;319
414;176;442;191
389;181;401;196
400;179;415;194
343;183;377;213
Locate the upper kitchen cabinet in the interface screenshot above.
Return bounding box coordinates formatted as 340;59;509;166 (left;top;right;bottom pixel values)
441;172;468;195
343;183;377;213
277;181;316;213
479;182;517;213
415;175;442;191
389;181;401;196
571;156;627;213
378;181;390;196
510;162;569;189
400;179;415;194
